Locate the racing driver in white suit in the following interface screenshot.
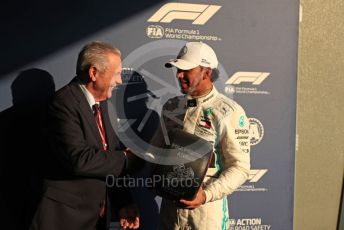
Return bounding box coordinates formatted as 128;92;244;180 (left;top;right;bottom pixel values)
158;42;251;230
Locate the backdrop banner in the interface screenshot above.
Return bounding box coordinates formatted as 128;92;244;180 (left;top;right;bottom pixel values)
0;1;299;229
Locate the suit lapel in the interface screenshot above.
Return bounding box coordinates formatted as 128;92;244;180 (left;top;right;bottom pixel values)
68;80;103;146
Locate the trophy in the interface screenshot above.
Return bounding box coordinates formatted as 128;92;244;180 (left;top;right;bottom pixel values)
150;129;213;201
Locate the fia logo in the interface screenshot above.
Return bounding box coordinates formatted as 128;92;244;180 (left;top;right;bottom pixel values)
146;25;164;39
148;3;221;25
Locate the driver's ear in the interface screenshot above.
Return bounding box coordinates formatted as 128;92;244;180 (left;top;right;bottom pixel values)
203;68;212;80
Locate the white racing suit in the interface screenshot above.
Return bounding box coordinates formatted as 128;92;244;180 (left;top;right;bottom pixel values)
158;86;250;230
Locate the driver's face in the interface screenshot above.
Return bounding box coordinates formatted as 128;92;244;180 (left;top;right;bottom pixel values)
176;66;205;96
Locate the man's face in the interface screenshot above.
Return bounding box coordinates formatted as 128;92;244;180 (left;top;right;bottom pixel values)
93;53;122;101
176;66;205;96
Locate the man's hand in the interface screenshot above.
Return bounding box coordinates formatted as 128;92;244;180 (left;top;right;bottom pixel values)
119;204;140;229
179;187;206;209
123;148;145;175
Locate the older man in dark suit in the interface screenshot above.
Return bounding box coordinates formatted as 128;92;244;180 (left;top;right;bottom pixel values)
30;41;140;230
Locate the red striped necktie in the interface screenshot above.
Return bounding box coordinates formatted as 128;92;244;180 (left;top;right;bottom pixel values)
93;104;108;151
93;104;108;218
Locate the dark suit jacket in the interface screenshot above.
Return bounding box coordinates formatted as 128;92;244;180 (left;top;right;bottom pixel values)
30;79;129;230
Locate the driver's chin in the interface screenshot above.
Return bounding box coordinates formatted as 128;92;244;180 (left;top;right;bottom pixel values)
180;87;189;94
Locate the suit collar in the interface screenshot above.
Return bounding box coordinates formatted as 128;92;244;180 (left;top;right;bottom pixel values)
68;78;118;150
69;79;103;147
79;83;97;109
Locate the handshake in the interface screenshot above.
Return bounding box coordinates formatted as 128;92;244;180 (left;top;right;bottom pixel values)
122;148;146;175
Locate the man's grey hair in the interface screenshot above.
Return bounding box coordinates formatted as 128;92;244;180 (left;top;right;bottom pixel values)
76;41;121;76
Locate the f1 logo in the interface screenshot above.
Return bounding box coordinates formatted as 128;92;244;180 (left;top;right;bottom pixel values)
148;3;221;25
248;169;268;182
226;72;271;85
